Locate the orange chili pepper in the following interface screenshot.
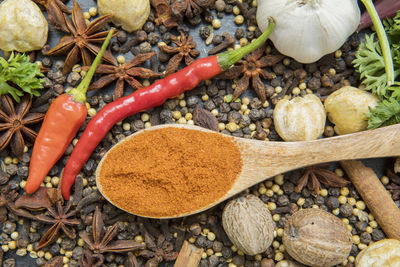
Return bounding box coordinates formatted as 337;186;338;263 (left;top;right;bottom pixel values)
25;29;115;194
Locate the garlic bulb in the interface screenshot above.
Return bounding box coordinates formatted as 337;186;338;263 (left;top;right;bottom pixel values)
256;0;360;63
324;86;378;135
98;0;150;32
0;0;48;52
273;94;326;141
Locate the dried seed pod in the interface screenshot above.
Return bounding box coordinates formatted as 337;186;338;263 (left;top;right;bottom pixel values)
283;208;352;267
324;86;378;135
222;194;274;255
273;94;326;141
355;239;400;266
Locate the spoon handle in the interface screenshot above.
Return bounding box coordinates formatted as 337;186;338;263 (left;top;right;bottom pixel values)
235;124;400;188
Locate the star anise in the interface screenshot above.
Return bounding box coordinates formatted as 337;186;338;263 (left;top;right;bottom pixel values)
160;33;200;76
35;200;80;250
170;0;214;19
80;206;144;256
88;52;159;100
296;164;350;195
33;0;71;32
218;46;284;102
45;1;118;74
139;231;178;267
0;95;44;158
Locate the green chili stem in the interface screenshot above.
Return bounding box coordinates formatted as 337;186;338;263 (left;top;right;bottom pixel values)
361;0;394;86
69;28;115;103
217;17;276;71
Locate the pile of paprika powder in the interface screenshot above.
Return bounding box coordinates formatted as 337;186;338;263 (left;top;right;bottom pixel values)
96;127;242;218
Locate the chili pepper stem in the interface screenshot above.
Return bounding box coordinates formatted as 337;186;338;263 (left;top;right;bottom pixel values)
68;28;116;104
217;17;276;71
361;0;394;86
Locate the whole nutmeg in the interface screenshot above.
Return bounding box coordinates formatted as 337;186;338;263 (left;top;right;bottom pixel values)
273;94;326;141
283;208;352;267
222;194;274;255
356;239;400;266
324;86;378;135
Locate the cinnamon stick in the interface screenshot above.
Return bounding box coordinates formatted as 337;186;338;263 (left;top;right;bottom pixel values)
174;241;203;267
340;160;400;240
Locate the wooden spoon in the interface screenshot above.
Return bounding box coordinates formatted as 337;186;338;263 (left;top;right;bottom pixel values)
96;123;400;219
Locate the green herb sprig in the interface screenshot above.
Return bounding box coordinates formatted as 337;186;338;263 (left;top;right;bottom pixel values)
353;7;400;129
0;53;45;102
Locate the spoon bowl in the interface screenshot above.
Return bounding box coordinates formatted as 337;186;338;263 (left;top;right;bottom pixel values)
96;123;400;219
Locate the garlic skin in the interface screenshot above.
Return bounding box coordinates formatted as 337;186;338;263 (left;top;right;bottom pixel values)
98;0;150;32
256;0;360;63
356;239;400;266
0;0;48;52
324;86;379;135
273;94;326;141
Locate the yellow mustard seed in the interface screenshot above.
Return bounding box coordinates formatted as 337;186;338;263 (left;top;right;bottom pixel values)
234;15;244;25
83;12;91;19
117;55;126;64
381;175;389;185
89;7;98;17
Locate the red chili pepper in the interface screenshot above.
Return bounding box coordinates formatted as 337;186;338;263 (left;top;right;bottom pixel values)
61;18;276;200
25;29;116;194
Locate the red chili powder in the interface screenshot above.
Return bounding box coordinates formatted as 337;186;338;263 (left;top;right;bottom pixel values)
97;127;242;217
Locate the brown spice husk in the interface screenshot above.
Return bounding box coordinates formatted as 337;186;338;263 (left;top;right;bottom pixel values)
97;127;242;217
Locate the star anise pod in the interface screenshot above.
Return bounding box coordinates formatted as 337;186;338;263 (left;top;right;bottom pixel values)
45;1;118;74
0;95;44;158
218;46;284;102
33;0;71;32
88;52;159;100
125;252;140;267
160;32;200;76
151;0;178;28
139;231;178;267
296;164;349;195
0;185;40;223
80;206;145;255
78;250;105;267
170;0;214;19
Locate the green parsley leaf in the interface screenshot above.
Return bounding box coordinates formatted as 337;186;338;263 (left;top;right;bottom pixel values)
0;52;44;102
353;10;400;129
366;97;400;129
